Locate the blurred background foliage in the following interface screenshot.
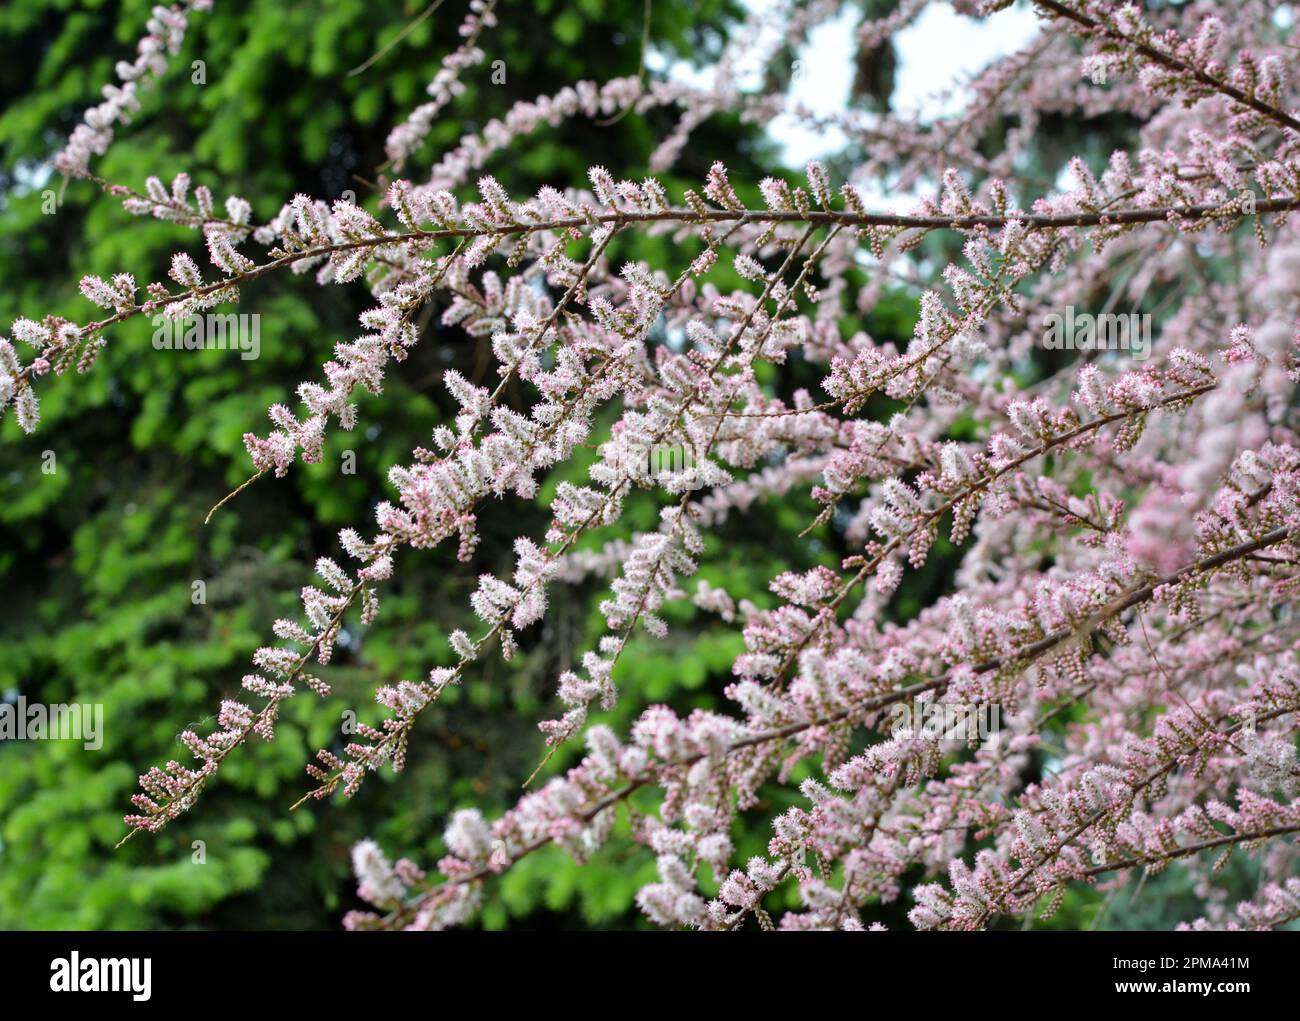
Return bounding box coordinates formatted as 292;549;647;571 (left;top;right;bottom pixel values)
0;0;1267;930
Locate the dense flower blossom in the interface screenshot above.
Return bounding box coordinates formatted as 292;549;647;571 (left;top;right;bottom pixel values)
10;0;1300;930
